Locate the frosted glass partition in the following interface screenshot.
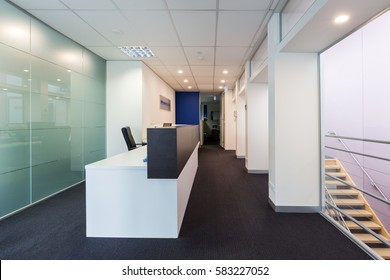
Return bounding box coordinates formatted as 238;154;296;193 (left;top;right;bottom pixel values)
251;36;268;76
0;1;106;218
321;10;390;254
281;0;316;39
239;72;246;92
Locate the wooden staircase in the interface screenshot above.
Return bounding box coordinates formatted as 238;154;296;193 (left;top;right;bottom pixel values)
325;159;390;259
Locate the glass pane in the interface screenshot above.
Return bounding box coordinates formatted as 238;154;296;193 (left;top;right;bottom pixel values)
0;1;31;53
0;44;31;216
31;18;83;73
30;58;82;202
0;169;30;217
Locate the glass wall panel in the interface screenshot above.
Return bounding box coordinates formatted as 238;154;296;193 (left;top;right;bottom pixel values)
281;0;316;39
30;18;83;73
0;43;31;217
0;1;106;218
0;1;31;53
321;10;390;258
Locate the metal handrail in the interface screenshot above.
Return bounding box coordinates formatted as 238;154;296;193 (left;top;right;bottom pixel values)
326;134;390;145
326;202;390;248
325;174;390;205
324;187;349;231
326;131;389;201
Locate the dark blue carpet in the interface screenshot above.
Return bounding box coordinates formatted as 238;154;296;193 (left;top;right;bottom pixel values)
0;146;371;259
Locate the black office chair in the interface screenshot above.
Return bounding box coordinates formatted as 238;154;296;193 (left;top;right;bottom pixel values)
121;126;142;151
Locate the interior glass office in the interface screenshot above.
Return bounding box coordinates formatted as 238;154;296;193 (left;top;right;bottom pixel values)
0;1;106;218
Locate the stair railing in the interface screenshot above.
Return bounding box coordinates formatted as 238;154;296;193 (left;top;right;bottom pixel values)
325;173;390;205
326;131;389;201
325;202;390;249
324;187;349;231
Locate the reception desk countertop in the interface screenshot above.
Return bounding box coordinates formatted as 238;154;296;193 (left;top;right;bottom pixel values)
86;145;147;170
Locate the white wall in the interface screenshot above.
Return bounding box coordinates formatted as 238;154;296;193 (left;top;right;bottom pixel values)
223;89;236;150
142;64;175;140
236;92;246;158
106;61;175;157
106;61;142;157
245;83;268;173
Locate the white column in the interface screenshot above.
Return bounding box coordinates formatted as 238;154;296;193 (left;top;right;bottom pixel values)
223;89;236;150
245;82;268;173
268;14;321;212
236;92;246;158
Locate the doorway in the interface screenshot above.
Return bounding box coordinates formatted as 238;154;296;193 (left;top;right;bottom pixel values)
200;94;221;146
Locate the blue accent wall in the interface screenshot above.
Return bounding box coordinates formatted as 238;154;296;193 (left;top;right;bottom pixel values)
175;92;200;125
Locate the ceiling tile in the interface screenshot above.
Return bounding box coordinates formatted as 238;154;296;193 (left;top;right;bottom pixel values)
9;0;67;9
219;0;271;10
122;11;180;46
215;47;249;65
112;0;166;10
29;10;112;47
198;84;214;91
151;47;188;65
190;66;214;77
217;11;267;46
164;65;192;76
183;47;215;65
214;65;241;78
195;77;214;84
75;10;145;46
60;0;116;10
146;65;171;77
166;0;217;10
171;11;216;46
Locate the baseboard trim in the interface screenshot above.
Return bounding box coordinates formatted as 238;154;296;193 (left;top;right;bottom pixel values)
246;169;268;174
268;198;320;213
236;155;245;159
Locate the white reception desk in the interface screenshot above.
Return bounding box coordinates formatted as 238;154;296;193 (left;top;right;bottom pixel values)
85;143;199;238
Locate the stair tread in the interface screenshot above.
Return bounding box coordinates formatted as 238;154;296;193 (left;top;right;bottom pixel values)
342;209;373;217
345;220;381;230
325;180;348;186
325;164;340;170
354;233;389;244
326;172;347;178
328;189;359;196
333;198;365;206
372;248;390;259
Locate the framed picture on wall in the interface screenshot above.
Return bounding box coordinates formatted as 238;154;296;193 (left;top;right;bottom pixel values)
160;95;171;111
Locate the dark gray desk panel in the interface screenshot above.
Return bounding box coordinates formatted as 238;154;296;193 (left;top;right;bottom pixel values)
147;125;199;178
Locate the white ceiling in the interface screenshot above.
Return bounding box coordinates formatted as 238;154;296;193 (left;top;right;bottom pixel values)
8;0;282;94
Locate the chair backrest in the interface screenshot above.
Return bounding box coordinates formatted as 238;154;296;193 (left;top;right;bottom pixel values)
121;126;136;150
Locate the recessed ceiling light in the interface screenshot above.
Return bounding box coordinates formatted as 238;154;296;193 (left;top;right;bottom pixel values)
3;88;8;91
57;78;62;82
188;86;192;89
221;79;225;83
178;70;183;74
223;70;228;74
219;86;223;89
184;79;188;83
118;46;155;58
334;14;349;24
67;69;72;73
23;69;29;72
